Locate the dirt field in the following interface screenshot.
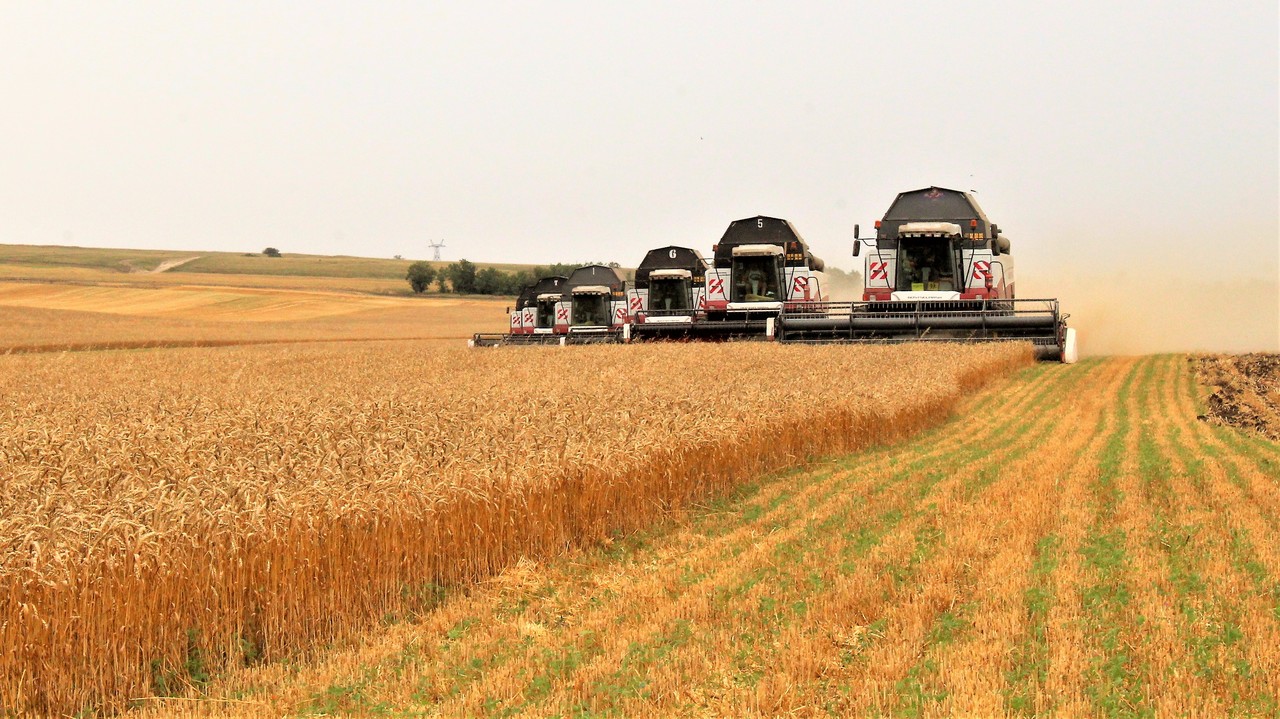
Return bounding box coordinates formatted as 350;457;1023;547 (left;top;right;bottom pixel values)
115;354;1280;718
1196;353;1280;440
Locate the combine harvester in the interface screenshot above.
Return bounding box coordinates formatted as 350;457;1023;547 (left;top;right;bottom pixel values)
557;264;630;343
626;216;828;340
628;246;710;339
472;275;567;346
472;265;628;346
776;187;1078;362
471;189;1076;361
699;216;829;338
491;275;569;345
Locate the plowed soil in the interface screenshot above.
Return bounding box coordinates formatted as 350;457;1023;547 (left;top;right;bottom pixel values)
1196;353;1280;440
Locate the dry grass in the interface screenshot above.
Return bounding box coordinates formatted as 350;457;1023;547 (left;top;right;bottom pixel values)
0;341;1030;716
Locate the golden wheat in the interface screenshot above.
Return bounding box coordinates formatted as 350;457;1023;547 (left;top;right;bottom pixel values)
0;340;1031;715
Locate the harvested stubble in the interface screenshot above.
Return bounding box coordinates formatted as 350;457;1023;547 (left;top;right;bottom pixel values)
0;340;1031;715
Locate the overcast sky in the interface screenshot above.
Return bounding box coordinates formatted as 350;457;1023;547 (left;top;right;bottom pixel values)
1;2;1276;283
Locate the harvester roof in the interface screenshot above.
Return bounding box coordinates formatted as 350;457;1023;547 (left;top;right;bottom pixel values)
712;216;824;270
635;246;708;287
563;265;627;296
517;275;568;309
878;187;995;245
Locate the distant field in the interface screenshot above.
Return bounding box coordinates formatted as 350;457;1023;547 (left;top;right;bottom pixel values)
0;263;416;295
0;281;508;351
0;283;408;322
0;243;541;285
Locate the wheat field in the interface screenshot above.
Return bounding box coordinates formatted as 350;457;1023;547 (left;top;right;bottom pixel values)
0;281;508;353
114;354;1280;718
0;341;1029;716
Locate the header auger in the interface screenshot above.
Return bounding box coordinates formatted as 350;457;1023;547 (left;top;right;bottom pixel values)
471;189;1078;361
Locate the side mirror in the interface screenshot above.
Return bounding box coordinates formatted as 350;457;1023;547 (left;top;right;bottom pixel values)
990;223;999;237
852;240;861;257
853;224;860;240
505;306;511;313
991;242;1001;257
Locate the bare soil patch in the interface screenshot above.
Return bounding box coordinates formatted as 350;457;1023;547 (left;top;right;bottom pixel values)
1194;353;1280;440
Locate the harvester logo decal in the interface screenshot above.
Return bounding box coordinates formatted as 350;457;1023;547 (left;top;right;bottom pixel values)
708;278;725;296
972;261;992;281
697;295;706;309
792;275;809;298
614;308;627;323
869;262;889;282
629;296;643;311
557;308;569;321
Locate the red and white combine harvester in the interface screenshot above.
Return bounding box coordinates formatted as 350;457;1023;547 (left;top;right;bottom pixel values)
627;246;710;339
698;216;828;338
472;265;628;346
491;275;567;344
557;264;630;343
472;188;1077;361
775;187;1078;362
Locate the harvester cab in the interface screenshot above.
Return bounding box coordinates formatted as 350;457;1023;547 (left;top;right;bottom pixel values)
514;276;566;336
558;265;629;343
702;216;826;336
534;293;562;332
629;246;709;337
860;187;1014;304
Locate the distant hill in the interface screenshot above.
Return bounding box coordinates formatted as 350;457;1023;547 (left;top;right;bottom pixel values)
0;244;539;280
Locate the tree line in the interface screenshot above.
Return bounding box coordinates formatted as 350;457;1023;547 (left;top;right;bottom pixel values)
406;260;622;295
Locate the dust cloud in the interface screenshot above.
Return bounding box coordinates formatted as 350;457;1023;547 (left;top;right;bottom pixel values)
1023;273;1280;356
818;267;1278;356
823;267;864;302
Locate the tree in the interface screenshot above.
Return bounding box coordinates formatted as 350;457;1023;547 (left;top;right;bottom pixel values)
504;269;535;295
445;259;478;294
405;261;438;294
474;267;506;295
262;247;281;257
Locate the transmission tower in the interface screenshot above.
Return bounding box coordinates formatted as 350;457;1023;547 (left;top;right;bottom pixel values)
428;239;446;261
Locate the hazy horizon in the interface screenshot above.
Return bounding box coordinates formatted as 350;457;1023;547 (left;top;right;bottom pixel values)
2;2;1276;287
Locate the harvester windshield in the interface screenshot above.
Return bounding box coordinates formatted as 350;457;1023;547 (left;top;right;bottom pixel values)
731;247;782;302
897;237;958;292
649;270;692;311
571;291;610;326
535;295;559;328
